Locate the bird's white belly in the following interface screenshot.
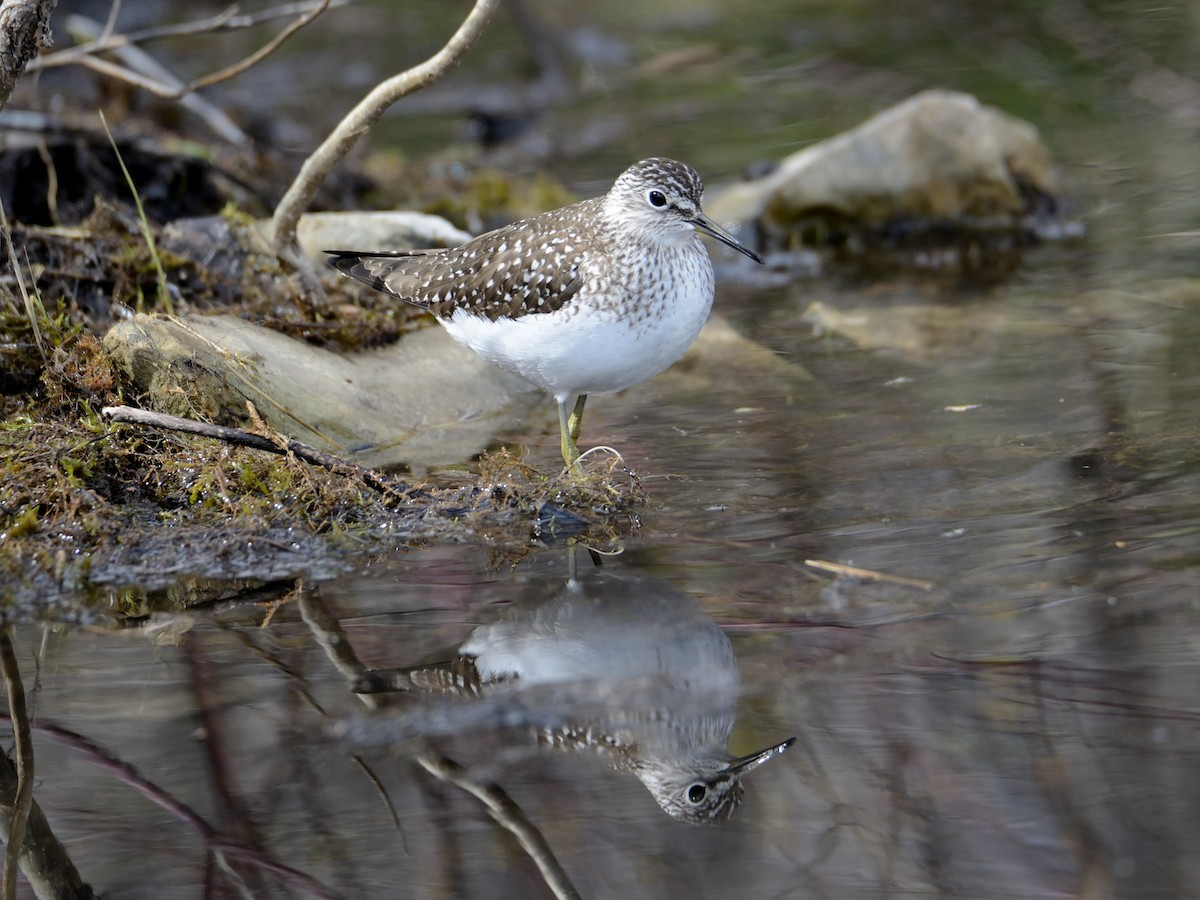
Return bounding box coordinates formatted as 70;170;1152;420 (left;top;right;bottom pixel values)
442;252;714;401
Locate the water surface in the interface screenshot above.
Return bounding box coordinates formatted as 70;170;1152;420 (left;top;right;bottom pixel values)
9;0;1200;897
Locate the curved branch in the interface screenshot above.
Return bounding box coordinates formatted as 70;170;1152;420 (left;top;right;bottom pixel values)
270;0;500;297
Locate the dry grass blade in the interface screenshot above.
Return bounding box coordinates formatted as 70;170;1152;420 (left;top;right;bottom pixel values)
0;197;46;361
98;111;173;315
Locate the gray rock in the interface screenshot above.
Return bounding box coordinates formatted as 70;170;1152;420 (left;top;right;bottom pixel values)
706;90;1060;245
103;313;543;472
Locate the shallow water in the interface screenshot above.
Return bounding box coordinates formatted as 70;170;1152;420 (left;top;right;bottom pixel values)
13;252;1200;897
10;0;1200;897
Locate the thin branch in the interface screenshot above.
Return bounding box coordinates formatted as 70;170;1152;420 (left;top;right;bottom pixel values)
100;405;412;500
66;16;250;147
271;0;500;297
20;4;333;146
0;751;93;899
28;0;342;70
97;0;120;45
191;0;329;93
36;720;214;839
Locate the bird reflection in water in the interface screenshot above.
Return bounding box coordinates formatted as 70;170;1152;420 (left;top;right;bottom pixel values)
354;553;794;824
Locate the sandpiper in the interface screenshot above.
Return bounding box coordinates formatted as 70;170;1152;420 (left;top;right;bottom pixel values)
327;157;763;467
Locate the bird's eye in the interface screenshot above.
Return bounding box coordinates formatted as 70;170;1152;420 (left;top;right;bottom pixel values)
686;783;707;804
647;189;668;208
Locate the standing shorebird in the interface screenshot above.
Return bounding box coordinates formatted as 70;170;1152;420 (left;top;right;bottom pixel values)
327;157;762;467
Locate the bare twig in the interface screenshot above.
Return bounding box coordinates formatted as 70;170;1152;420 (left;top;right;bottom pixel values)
271;0;501;297
192;0;328;92
59;0;330;111
65;15;250;148
59;2;329;100
97;0;120;45
29;0;342;70
100;404;412;500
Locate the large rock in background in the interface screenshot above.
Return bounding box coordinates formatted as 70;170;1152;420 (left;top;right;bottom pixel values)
707;90;1067;255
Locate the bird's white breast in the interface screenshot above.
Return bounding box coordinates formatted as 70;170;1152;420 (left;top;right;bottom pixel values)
440;236;715;402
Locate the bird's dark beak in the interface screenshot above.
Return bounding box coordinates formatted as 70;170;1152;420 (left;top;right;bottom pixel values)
694;212;763;264
726;737;795;775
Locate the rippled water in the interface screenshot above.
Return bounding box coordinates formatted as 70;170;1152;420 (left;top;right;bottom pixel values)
13;260;1199;897
9;0;1200;897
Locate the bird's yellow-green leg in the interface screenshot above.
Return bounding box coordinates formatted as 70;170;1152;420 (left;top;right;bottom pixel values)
568;395;587;444
556;394;589;468
557;397;580;468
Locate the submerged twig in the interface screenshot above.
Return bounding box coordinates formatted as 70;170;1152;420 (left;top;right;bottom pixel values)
804;558;934;591
100;405;411;500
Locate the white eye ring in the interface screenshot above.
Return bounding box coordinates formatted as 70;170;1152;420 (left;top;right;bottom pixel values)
647;189;668;208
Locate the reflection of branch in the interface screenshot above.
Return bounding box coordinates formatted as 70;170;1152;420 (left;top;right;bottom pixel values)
271;0;500;297
0;637;94;899
1;630;32;900
26;719;340;899
415;753;583;900
299;590;582;899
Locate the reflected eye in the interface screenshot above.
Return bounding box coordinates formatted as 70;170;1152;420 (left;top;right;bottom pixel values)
686;783;707;804
647;189;667;208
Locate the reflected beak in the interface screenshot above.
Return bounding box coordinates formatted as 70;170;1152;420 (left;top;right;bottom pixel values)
693;212;764;264
726;736;795;775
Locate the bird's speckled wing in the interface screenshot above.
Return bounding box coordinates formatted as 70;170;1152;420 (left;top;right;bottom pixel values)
326;198;603;322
